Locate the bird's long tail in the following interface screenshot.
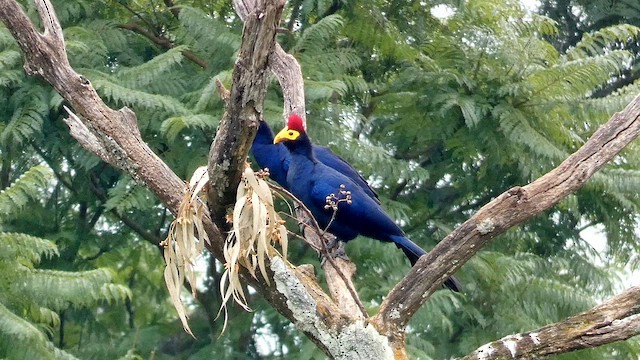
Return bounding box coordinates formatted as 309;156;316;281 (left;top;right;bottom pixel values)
389;235;463;292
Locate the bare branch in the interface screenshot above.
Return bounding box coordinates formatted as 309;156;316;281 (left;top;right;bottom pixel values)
372;93;640;347
271;44;306;124
236;0;304;124
206;0;282;225
215;78;231;104
34;0;64;48
162;0;181;19
233;0;257;21
117;22;209;69
323;254;366;320
0;0;186;212
462;287;640;360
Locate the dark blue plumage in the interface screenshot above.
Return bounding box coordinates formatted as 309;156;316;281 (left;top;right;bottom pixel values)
274;116;461;292
251;120;379;202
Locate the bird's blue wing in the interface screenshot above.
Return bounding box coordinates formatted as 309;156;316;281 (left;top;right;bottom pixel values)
314;146;380;203
308;165;397;238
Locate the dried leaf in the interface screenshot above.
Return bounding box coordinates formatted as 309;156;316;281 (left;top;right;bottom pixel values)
217;163;290;334
162;167;209;336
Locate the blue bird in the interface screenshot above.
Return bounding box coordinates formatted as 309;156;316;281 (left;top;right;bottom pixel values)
273;114;461;292
251;118;379;203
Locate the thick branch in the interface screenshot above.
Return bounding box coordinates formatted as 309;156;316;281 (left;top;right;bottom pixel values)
271;44;306;123
235;0;305;123
0;0;185;212
372;93;640;345
462;286;640;359
295;208;366;319
205;0;282;224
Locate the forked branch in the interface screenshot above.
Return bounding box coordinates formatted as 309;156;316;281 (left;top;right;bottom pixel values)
372;94;640;348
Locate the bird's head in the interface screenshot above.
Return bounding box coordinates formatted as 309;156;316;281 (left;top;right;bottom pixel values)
273;114;305;144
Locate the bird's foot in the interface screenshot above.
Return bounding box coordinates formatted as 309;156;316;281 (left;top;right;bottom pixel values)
320;240;350;265
296;205;313;233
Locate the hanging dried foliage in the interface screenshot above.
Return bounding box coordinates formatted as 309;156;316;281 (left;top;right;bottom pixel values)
161;166;209;337
217;165;288;334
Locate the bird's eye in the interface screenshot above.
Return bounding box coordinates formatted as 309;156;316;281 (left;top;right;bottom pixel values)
288;131;295;136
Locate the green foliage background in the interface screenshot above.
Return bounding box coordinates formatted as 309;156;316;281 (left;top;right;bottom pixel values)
1;0;640;358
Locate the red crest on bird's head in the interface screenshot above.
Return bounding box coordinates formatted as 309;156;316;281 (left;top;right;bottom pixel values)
287;114;305;132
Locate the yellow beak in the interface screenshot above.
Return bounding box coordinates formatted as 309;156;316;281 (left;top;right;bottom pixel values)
273;127;300;144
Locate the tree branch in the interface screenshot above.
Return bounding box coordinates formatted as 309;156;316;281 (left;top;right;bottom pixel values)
0;0;186;212
271;43;306;123
205;0;282;226
162;0;181;20
234;0;305;123
462;286;640;359
372;93;640;349
117;22;209;69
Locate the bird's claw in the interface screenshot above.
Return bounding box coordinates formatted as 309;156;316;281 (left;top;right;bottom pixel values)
320;240;349;265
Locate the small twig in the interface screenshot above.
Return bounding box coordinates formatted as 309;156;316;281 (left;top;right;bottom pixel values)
117;22;209;69
116;1;157;33
162;0;181;19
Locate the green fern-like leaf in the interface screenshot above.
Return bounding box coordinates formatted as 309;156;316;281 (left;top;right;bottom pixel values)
104;178;155;214
27;305;60;330
0;27;17;48
345;4;420;61
0;165;53;221
0;303;79;360
567;24;640;59
87;73;189;114
596;168;640;195
0;49;21;69
494;104;568;162
503;14;559;38
116;46;187;89
1;86;49;146
194;75;227;112
294;14;344;53
0;106;45;146
64;25;108;68
0;233;58;265
526;51;631;101
304;79;348;101
160;114;219;143
177;6;240;51
13;267;131;310
0;69;23;87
